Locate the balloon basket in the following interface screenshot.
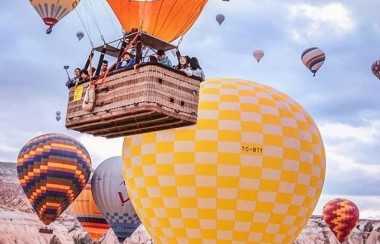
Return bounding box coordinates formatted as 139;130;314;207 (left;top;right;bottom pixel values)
39;227;53;234
65;64;201;138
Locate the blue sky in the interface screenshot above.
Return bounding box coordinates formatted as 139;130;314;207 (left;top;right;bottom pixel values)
1;0;380;219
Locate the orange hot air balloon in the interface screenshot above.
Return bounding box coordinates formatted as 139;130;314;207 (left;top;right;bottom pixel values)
323;198;359;243
71;173;110;241
106;0;208;42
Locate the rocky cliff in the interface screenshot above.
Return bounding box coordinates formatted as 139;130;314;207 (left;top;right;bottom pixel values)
1;161;378;244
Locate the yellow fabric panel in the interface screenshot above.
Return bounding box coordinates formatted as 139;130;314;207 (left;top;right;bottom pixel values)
106;0;208;42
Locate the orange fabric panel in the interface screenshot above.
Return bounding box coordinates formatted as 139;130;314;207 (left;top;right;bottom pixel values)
71;182;110;241
107;0;208;42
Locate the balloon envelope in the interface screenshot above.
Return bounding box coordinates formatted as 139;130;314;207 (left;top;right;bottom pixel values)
29;0;80;29
76;31;84;41
323;198;359;243
216;13;225;25
56;115;61;121
71;173;110;241
17;133;92;225
301;47;325;76
106;0;208;42
56;111;61;115
253;49;264;63
92;156;141;242
371;60;380;80
122;78;326;243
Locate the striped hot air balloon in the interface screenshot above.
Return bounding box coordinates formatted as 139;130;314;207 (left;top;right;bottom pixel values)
17;133;92;225
371;60;380;80
323;198;359;243
29;0;80;34
301;47;326;77
71;173;110;241
92;156;141;243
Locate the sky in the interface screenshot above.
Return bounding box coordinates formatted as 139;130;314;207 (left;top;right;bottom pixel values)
1;0;380;219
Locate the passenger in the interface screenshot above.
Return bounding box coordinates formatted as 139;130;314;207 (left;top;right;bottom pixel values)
175;56;192;76
116;52;136;70
175;56;190;70
156;49;172;67
101;60;108;75
189;57;205;81
66;68;81;87
80;69;90;82
147;55;158;63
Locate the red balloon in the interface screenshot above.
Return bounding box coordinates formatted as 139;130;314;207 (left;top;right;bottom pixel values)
371;60;380;80
322;198;359;243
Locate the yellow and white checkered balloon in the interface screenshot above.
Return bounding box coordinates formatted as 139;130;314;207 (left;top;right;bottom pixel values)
122;78;326;244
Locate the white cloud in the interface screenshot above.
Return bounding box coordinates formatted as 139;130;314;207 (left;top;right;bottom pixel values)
287;3;355;44
78;134;123;168
320;120;380;144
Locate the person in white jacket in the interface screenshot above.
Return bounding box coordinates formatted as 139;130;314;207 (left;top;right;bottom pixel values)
189;57;205;82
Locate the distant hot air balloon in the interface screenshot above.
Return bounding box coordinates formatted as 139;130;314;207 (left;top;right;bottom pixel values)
371;60;380;80
17;133;92;225
92;156;141;243
76;31;84;41
106;0;208;42
29;0;80;34
122;78;326;243
301;47;326;77
216;13;225;25
253;49;264;63
71;173;110;241
323;198;359;243
55;111;61;121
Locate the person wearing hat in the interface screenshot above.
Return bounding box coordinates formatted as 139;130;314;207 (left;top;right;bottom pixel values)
116;52;136;70
156;49;172;67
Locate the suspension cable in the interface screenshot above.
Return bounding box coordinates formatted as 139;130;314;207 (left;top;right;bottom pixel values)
98;0;122;37
75;7;94;48
82;0;105;42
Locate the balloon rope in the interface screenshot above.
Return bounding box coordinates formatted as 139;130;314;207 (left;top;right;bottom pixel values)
82;0;105;42
97;0;121;37
75;7;94;48
93;34;140;89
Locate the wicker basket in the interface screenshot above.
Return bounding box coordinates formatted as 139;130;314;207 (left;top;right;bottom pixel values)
65;64;200;138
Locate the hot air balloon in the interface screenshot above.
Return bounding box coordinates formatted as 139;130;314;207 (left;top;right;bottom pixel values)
106;0;208;42
71;173;110;241
216;13;225;25
122;78;326;243
55;111;61;121
92;156;141;243
29;0;80;34
301;47;325;76
76;31;84;41
253;49;264;63
371;60;380;80
323;198;359;243
17;133;92;226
